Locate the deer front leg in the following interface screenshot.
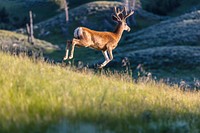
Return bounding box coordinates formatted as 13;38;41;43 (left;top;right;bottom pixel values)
99;50;110;68
69;38;79;59
69;44;75;59
63;40;71;60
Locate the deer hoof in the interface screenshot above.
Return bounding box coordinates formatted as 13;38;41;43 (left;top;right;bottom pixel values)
63;57;68;60
69;56;73;59
98;64;104;69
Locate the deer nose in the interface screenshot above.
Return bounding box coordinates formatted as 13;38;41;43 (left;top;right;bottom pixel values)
127;28;131;32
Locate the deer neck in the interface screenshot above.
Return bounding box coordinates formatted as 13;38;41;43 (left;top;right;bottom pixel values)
114;23;124;39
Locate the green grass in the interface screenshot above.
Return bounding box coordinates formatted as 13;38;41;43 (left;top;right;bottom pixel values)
0;52;200;133
0;30;58;54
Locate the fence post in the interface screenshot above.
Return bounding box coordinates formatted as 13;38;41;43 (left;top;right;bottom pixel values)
29;11;34;44
64;0;69;23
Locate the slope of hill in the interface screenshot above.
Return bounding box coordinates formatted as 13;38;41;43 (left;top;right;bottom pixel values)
34;1;165;41
124;10;200;49
0;52;200;133
114;10;200;66
105;10;200;83
18;1;166;63
11;1;200;84
0;30;59;56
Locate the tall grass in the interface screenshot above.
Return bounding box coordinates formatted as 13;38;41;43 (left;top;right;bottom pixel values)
0;52;200;133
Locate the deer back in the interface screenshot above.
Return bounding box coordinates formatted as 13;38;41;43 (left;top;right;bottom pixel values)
75;27;119;51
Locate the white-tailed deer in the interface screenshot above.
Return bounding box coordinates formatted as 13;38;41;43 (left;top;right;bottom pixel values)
63;6;134;68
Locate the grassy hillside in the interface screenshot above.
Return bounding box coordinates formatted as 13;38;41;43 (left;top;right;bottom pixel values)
0;30;59;58
0;52;200;133
117;10;200;67
33;1;125;62
10;1;200;85
31;1;164;63
107;10;200;84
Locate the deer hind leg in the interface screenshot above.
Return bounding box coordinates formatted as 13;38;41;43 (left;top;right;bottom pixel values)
99;50;111;68
69;38;80;59
63;40;71;60
107;47;113;61
99;47;114;68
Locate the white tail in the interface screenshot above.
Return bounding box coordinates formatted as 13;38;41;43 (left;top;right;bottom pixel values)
74;27;83;39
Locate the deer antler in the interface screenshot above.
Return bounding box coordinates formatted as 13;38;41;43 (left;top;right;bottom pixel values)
124;6;128;15
113;7;125;21
124;9;134;20
113;6;134;21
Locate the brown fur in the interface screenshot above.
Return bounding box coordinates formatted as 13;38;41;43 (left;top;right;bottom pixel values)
63;7;134;68
73;26;123;51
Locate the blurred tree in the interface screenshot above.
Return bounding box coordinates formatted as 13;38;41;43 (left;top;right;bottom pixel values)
50;0;66;8
63;0;69;22
26;11;34;44
141;0;181;15
129;0;137;10
0;7;9;23
123;0;137;26
123;0;136;10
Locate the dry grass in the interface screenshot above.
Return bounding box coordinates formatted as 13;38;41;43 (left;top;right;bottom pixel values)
0;52;200;133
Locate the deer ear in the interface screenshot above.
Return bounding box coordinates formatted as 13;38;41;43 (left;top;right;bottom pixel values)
112;15;119;22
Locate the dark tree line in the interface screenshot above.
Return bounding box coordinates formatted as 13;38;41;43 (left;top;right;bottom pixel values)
0;7;9;23
0;7;28;30
141;0;181;15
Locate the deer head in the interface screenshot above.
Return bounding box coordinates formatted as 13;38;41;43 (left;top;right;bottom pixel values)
112;7;134;32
